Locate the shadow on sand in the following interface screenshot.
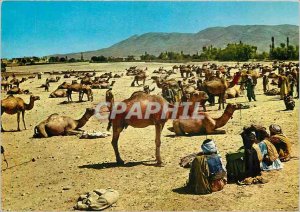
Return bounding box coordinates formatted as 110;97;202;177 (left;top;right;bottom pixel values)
78;160;157;170
172;186;194;195
59;100;87;105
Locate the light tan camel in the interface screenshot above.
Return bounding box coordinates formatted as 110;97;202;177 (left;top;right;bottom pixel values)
49;89;67;98
108;91;208;166
33;108;95;137
225;85;241;99
168;103;241;136
1;95;40;131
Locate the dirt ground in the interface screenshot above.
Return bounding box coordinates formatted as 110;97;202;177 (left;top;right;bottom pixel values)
1;62;299;211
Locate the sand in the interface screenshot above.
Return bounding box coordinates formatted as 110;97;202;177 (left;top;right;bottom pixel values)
1;62;298;211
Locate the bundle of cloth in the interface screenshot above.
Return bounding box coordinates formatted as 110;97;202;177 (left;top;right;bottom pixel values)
80;131;111;139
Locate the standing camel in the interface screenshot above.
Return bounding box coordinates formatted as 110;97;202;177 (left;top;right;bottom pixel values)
131;72;147;87
107;91;208;166
201;77;231;110
1;95;40;131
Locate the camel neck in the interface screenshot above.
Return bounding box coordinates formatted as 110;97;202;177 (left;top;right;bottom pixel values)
75;113;92;129
25;99;35;110
214;109;235;129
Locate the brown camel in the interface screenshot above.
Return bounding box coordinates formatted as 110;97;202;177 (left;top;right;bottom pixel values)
168;103;241;136
1;95;40;131
49;89;67;98
180;66;193;78
10;78;20;88
7;87;31;95
1;81;12;91
108;91;207;166
58;82;93;102
131;72;147;86
154;78;178;90
34;108;95;138
201;77;231;110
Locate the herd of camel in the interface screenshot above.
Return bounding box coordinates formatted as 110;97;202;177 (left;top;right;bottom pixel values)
1;61;299;166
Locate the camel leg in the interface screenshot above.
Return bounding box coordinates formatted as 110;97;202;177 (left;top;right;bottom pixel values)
21;110;26;130
206;130;226;135
1;111;5;132
131;79;135;87
78;91;82;102
155;124;163;166
17;112;20;131
221;93;225;109
111;125;124;164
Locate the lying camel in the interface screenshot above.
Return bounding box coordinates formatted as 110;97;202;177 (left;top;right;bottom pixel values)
33;108;95;137
49;89;67;98
1;95;40;131
168;103;241;136
225;85;241;99
7;87;31;95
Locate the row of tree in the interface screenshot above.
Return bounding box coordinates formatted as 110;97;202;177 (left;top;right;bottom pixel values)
139;42;299;62
3;42;299;66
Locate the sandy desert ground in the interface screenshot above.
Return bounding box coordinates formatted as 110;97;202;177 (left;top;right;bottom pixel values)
1;62;299;211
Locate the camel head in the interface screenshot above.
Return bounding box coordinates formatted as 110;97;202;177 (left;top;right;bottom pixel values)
30;95;40;102
58;82;68;89
85;108;96;117
224;103;242;114
188;91;209;103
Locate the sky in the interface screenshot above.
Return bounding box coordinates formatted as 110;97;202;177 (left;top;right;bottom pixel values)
1;1;299;59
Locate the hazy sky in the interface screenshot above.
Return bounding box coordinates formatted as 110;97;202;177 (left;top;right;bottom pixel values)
1;1;299;58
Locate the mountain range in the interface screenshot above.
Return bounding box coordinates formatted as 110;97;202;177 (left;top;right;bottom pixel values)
53;24;299;59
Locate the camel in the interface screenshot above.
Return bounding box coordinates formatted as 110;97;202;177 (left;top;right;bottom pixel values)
108;91;208;166
172;65;179;71
180;66;193;78
168;103;241;136
7;87;31;95
49;89;67;98
225;85;241;99
58;82;93;102
33;108;95;138
131;72;147;86
201;77;231;110
1;81;12;91
81;76;92;85
154;78;178;90
48;76;60;82
10;78;20;88
1;95;40;131
64;74;71;78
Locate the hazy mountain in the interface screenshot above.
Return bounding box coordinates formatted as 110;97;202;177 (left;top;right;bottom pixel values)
53;24;299;59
